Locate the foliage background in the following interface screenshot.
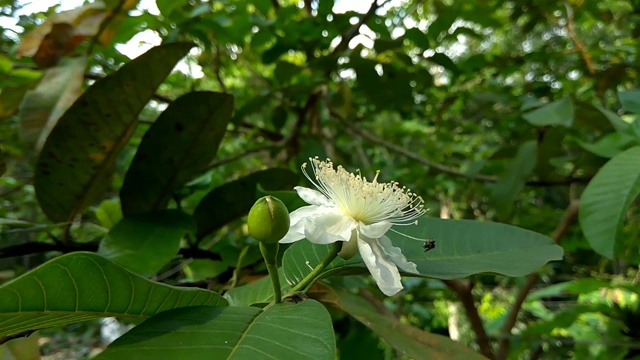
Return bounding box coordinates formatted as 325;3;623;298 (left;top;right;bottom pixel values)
1;0;640;359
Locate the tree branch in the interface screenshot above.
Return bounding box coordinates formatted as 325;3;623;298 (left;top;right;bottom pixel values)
495;199;580;360
442;279;494;359
330;109;589;186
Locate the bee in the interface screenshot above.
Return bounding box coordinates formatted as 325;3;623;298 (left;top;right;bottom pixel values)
423;238;436;252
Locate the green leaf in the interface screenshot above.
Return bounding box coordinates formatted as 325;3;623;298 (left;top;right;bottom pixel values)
18;56;87;152
95;300;336;360
95;199;123;229
282;240;363;289
193;169;298;238
395;218;563;278
491;140;537;219
318;286;486;360
619;90;640;114
579;146;640;258
224;272;290;306
0;148;5;177
427;52;459;74
33;42;193;223
523;97;574;127
404;27;430;49
98;210;195;275
577;132;637;159
0;252;226;339
283;217;563;281
183;260;228;282
274;61;302;85
120;91;233;215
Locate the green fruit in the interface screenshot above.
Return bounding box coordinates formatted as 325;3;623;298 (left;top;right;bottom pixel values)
247;196;290;244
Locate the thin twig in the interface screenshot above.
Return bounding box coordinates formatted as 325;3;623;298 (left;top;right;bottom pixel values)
213;41;228;93
495;199;580;360
564;2;595;75
330;109;590;186
87;0;127;55
330;0;389;56
442;279;494;359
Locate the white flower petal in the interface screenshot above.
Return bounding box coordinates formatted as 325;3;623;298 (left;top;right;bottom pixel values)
359;220;392;239
304;212;357;244
289;205;324;226
281;205;333;244
357;234;404;296
294;186;333;207
279;220;306;243
378;235;419;274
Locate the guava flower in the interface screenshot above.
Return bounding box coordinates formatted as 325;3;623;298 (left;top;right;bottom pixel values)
280;157;426;296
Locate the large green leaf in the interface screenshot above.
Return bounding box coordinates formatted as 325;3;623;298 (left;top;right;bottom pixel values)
282;217;563;282
0;252;226;340
33;42;193;223
18;56;86;152
193;169;298;238
98;210;196;275
120;91;234;215
96;300;336;360
523;97;574;127
393;217;563;278
317;285;487;360
579;146;640;258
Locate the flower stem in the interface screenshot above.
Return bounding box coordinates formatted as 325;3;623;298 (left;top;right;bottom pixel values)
288;242;342;294
259;242;282;304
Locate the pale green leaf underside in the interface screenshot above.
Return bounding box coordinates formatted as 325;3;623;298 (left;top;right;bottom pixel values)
282;217;563;283
579;145;640;258
0;252;226;338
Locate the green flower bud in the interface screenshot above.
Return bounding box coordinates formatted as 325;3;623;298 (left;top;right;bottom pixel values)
247;196;290;244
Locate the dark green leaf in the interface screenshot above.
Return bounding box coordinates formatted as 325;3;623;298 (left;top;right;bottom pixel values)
0;148;5;177
193;169;298;238
318;286;486;360
523;97;574;127
491;140;537;219
98;210;195;275
33;43;193;223
580;146;640;258
427;53;459;74
0;252;226;339
96;300;336;360
120;91;233;215
274;61;302;85
404;27;430;49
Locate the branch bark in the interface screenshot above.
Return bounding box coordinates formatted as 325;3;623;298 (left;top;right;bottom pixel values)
442;279;494;359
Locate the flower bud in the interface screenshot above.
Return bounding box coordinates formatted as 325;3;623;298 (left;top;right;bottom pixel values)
247;196;290;244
